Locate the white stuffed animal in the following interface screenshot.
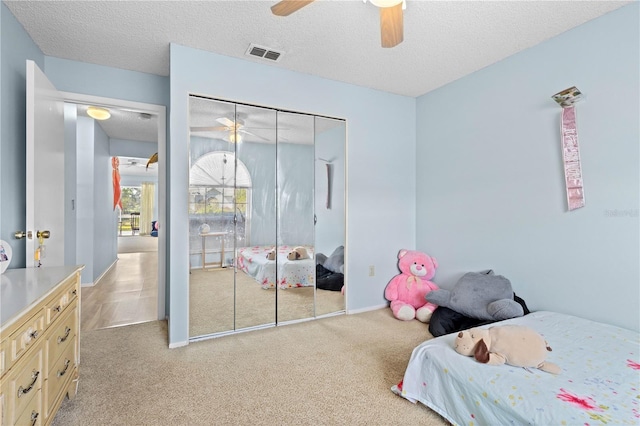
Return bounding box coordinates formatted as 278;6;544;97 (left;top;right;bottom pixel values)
454;325;561;374
287;246;310;260
266;248;276;261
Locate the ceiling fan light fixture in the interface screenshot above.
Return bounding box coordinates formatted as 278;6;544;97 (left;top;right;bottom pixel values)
369;0;403;8
87;106;111;120
229;132;242;144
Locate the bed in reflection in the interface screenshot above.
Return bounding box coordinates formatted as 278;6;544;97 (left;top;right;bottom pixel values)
237;245;315;289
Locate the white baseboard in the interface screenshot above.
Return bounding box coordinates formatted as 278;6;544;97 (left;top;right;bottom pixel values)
81;258;118;287
347;304;388;315
169;340;189;349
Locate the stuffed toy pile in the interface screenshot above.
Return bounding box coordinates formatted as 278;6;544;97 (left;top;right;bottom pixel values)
454;325;561;374
384;249;439;322
427;271;524;321
426;270;529;337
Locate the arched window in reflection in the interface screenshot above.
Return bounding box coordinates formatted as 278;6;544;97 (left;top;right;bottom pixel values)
189;151;252;267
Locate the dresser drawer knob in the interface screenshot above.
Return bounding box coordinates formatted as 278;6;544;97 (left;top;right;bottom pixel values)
53;305;61;313
17;370;40;397
30;410;39;426
57;359;71;378
57;327;71;344
72;289;77;296
24;328;39;345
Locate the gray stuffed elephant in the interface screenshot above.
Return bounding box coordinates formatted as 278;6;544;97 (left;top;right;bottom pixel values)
426;271;524;321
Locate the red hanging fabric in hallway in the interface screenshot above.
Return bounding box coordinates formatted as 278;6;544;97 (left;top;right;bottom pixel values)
112;157;122;210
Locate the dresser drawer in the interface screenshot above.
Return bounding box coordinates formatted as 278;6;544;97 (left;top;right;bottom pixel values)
1;343;5;378
0;266;83;426
46;305;77;371
45;340;76;418
1;311;45;374
45;294;66;326
1;347;43;425
13;388;42;426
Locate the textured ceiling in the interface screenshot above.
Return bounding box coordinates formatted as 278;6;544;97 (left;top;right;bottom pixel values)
5;0;631;141
76;105;158;142
5;0;630;97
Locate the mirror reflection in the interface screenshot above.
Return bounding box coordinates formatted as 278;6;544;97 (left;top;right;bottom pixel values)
314;116;346;317
188;96;346;339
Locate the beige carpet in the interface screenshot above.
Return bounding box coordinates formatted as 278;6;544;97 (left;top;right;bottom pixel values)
190;268;345;337
52;309;448;426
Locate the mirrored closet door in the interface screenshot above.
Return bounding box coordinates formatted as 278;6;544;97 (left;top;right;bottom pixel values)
314;116;346;317
188;95;346;340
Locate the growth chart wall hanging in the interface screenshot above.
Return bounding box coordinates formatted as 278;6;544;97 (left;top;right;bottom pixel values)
552;86;585;211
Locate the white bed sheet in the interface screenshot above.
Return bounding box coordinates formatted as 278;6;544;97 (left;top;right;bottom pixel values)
395;311;640;425
237;245;315;289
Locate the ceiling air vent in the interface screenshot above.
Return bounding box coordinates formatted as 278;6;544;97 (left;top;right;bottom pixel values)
246;43;283;62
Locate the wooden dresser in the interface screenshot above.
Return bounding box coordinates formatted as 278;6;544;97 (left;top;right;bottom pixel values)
0;266;83;426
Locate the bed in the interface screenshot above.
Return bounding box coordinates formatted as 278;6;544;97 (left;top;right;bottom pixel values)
393;311;640;425
237;245;315;289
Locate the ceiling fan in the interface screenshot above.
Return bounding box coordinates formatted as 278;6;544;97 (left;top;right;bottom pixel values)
271;0;405;48
190;117;269;142
123;158;144;168
121;157;156;170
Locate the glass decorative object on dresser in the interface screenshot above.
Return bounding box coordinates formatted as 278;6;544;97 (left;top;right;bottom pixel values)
188;95;346;340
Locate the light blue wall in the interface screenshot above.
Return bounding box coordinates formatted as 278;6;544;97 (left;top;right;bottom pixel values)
278;142;315;246
415;4;639;331
110;139;157;159
170;44;417;345
44;57;169;108
93;122;118;281
315;125;346;256
76;117;95;283
63;104;78;266
0;3;44;267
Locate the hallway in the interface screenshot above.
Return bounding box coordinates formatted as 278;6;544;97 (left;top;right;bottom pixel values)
80;237;158;331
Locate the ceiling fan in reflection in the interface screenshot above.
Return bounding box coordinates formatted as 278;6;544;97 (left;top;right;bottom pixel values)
190;117;270;142
123;158;149;168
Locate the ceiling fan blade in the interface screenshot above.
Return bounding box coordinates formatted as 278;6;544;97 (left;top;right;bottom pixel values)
239;129;269;141
146;153;158;169
190;126;229;132
380;2;403;48
271;0;314;16
216;117;236;127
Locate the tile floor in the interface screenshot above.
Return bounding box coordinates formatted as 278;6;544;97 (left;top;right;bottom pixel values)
80;241;158;332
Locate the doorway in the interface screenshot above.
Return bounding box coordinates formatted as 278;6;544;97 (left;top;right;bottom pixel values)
61;92;166;330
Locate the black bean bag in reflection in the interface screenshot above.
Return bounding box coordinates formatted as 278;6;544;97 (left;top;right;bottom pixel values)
316;264;344;292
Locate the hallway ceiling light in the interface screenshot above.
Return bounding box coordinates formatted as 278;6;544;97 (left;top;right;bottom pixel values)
87;106;111;120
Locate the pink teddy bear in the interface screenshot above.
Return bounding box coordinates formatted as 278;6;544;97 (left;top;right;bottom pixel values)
384;249;439;322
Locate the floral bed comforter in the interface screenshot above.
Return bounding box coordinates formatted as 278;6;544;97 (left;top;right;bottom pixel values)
237;245;315;289
393;311;640;425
